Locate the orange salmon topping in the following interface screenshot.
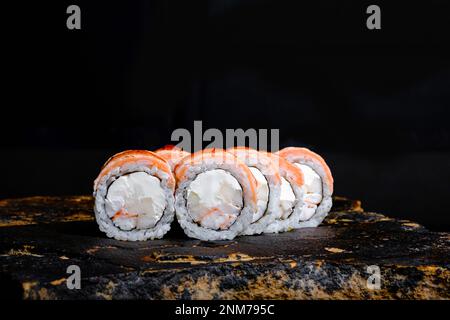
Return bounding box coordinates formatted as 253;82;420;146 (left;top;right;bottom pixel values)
94;150;175;191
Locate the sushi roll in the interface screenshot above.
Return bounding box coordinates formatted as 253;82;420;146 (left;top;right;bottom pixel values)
276;147;334;228
155;145;190;171
174;148;258;240
227;147;282;235
93;150;176;241
263;154;306;233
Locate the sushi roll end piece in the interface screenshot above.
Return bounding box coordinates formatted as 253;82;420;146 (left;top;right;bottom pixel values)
276;147;333;228
93;150;176;241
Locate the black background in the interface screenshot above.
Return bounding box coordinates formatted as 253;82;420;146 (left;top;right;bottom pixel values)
2;1;450;230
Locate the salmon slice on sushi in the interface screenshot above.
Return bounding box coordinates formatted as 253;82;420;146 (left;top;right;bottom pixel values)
174;148;258;240
276;147;334;228
93;150;176;241
154;145;190;171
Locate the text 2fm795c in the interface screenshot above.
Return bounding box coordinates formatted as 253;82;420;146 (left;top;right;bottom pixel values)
218;304;275;315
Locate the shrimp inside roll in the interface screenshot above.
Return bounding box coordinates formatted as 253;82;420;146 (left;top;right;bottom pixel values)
105;172;167;231
186;169;243;230
293;164;323;221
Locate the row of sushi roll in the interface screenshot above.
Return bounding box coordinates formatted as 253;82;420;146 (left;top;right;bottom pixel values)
93;146;333;241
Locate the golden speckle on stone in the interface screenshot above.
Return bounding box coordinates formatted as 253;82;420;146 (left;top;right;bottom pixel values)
22;281;38;299
50;278;66;286
1;245;43;258
86;245;117;254
325;247;346;253
96;281;116;300
61;212;94;222
402;222;421;228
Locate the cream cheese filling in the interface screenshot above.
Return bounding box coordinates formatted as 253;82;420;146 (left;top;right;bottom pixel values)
294;163;323;220
186;169;243;230
105;172;167;231
279;177;296;219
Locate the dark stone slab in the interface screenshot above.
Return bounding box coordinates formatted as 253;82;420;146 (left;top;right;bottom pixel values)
0;196;448;299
